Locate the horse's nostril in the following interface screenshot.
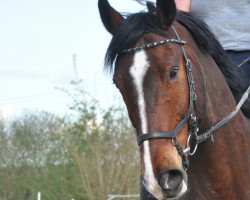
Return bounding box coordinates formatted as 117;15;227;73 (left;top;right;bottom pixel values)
159;170;183;191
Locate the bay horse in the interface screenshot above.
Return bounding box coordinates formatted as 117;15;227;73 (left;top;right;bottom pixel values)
98;0;250;199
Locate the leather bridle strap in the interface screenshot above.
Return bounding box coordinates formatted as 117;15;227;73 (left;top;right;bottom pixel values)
137;26;196;146
138;120;188;145
196;86;250;144
121;39;186;54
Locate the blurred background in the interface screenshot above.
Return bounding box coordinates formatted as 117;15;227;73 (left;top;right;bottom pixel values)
0;0;149;199
0;0;146;119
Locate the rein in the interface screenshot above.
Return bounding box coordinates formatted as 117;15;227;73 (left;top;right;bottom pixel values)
121;26;250;170
195;86;250;145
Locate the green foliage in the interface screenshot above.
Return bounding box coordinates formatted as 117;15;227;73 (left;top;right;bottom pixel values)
0;88;140;199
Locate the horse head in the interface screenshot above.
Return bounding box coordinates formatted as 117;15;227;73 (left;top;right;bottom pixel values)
98;0;250;199
98;0;192;199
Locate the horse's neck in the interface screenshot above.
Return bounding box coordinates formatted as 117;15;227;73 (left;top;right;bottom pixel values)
188;114;250;199
188;55;250;199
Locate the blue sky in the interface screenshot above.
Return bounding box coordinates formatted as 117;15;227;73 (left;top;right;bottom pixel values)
0;0;146;118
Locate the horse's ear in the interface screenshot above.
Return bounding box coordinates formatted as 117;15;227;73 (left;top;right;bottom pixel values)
98;0;124;35
156;0;177;29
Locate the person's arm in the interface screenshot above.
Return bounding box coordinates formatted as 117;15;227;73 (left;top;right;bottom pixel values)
175;0;192;12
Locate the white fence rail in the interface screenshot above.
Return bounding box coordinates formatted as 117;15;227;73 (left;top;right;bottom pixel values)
37;192;139;200
37;192;41;200
107;194;140;200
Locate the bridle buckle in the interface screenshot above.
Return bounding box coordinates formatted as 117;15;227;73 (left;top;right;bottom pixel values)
186;133;198;156
186;115;199;155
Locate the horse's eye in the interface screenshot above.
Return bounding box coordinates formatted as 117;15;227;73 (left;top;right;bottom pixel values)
169;65;179;80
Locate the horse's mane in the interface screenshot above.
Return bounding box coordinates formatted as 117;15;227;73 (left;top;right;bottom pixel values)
104;4;250;117
104;11;166;70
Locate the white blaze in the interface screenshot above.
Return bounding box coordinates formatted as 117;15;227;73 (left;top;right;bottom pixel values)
129;50;163;199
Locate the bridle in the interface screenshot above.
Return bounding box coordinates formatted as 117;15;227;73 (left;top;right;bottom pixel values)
122;26;197;170
120;26;250;170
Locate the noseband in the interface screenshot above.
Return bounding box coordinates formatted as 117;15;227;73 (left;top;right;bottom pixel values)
121;26;250;170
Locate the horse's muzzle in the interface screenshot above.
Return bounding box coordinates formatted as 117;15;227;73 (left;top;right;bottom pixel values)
158;170;184;199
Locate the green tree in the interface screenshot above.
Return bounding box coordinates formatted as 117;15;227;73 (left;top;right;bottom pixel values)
67;88;140;200
0;87;140;200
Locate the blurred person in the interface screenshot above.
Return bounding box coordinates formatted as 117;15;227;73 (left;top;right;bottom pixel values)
175;0;250;84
